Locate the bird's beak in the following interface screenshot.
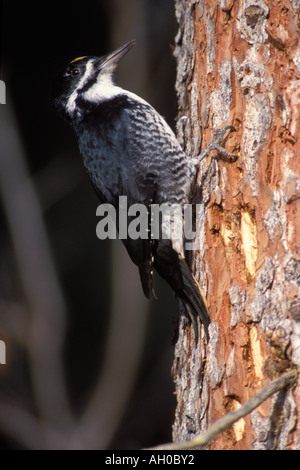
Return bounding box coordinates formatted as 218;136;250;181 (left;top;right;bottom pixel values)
98;39;136;71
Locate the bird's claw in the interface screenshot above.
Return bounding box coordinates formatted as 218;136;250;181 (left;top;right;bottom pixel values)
197;125;238;164
212;125;236;145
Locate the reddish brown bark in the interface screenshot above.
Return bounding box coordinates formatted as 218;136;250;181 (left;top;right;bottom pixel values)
173;0;300;450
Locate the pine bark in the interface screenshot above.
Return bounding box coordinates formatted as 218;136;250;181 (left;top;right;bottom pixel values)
172;0;300;450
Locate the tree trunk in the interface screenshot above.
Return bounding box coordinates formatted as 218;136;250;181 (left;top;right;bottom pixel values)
172;0;300;450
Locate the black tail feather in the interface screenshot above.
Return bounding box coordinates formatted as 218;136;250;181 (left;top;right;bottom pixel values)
178;256;210;342
153;240;210;342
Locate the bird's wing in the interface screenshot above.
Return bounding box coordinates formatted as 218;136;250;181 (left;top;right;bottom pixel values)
118;171;156;299
120;100;183;298
119;99;190;299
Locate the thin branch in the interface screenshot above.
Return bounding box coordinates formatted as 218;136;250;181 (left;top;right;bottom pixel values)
147;370;297;450
0;103;74;435
72;241;149;450
0;403;46;449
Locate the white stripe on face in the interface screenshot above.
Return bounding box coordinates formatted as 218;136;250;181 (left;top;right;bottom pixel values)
83;72;121;103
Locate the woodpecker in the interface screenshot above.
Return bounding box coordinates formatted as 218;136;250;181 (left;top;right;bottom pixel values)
53;40;236;342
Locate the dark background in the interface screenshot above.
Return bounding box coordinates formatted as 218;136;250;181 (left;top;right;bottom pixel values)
0;0;179;449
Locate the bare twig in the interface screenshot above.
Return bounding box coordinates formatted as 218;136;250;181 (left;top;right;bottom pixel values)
147;370;297;450
0;403;46;449
71;241;148;449
0;104;74;438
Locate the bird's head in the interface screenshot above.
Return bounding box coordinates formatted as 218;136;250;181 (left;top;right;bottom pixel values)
52;39;135;120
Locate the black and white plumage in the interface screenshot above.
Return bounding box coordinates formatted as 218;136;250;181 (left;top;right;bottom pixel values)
53;40;212;341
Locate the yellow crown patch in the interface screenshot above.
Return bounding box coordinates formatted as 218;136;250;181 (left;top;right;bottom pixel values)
70;56;87;63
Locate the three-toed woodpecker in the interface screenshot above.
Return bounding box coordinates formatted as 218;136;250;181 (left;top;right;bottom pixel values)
53;40;234;341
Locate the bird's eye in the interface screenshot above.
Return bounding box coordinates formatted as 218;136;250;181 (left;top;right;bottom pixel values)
71;68;81;77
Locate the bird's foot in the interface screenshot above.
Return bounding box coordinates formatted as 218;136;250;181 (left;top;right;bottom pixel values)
197;125;238;164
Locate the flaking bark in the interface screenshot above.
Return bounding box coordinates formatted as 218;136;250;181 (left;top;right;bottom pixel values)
172;0;300;450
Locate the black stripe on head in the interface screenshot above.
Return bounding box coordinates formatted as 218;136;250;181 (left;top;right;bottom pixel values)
75;94;139;121
78;73;98;94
